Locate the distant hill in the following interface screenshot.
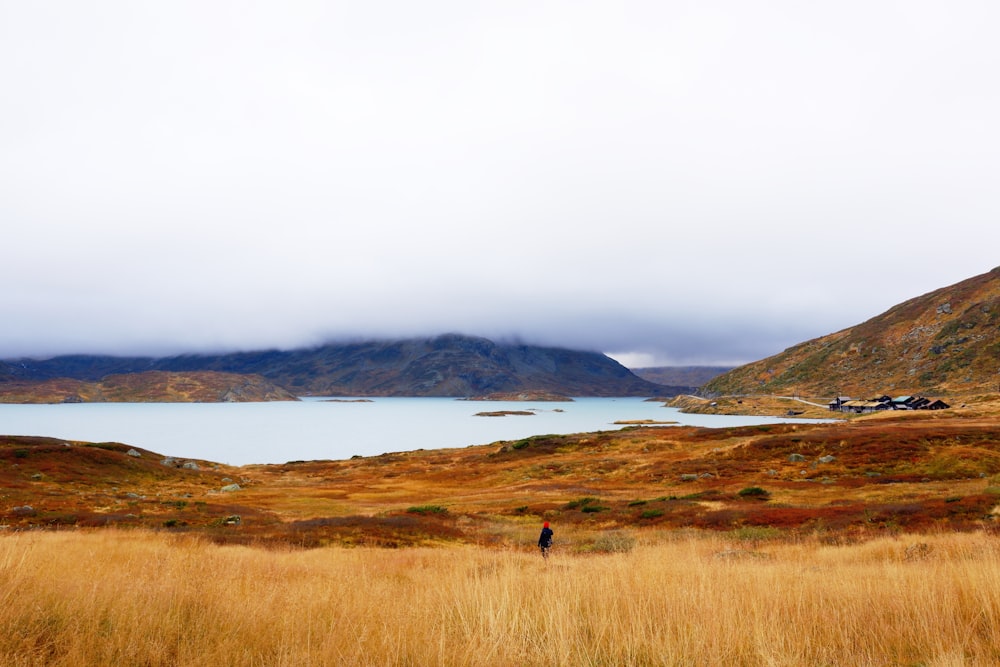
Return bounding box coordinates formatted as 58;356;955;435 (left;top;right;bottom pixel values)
630;366;734;390
703;267;1000;398
0;371;298;403
2;334;675;398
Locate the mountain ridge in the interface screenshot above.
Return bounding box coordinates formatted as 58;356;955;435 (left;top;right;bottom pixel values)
630;366;733;389
703;267;1000;397
1;334;674;398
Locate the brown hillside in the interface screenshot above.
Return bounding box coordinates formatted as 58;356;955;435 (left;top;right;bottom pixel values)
0;371;298;403
704;267;1000;398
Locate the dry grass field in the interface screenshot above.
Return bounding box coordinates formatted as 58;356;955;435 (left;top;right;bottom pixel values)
4;529;1000;666
4;397;1000;664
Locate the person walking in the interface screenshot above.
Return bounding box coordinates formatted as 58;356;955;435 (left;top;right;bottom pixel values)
538;521;553;559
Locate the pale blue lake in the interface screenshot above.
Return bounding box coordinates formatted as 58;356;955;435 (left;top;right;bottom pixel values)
0;397;830;466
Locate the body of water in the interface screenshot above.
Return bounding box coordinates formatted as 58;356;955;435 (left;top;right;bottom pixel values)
0;397;830;466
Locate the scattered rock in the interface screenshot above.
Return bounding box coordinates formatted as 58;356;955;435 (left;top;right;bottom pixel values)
181;461;200;471
161;457;178;467
223;515;241;525
221;484;241;493
680;474;699;482
126;448;142;458
818;455;836;464
11;506;35;516
30;473;42;480
788;453;806;462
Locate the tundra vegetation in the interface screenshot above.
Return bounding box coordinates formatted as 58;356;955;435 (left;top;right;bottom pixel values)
4;529;1000;665
4;396;1000;664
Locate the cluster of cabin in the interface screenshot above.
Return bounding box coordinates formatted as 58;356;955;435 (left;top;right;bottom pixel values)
828;395;950;414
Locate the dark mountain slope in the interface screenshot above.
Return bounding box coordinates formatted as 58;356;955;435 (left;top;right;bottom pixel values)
703;267;1000;397
4;335;674;397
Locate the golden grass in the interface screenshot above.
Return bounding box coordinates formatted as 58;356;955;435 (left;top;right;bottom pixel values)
4;529;1000;666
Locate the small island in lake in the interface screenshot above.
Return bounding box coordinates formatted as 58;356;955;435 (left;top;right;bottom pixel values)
474;410;537;417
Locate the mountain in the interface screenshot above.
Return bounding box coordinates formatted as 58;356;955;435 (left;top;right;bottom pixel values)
0;371;298;403
2;334;674;397
703;267;1000;398
630;366;734;390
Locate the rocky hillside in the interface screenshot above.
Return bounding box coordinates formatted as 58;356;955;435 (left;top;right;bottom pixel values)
703;267;1000;398
2;335;673;398
0;371;299;403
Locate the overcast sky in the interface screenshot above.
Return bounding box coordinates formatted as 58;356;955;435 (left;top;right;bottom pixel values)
2;2;998;367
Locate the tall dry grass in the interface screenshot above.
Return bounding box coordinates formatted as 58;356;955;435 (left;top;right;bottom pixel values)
3;528;1000;666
